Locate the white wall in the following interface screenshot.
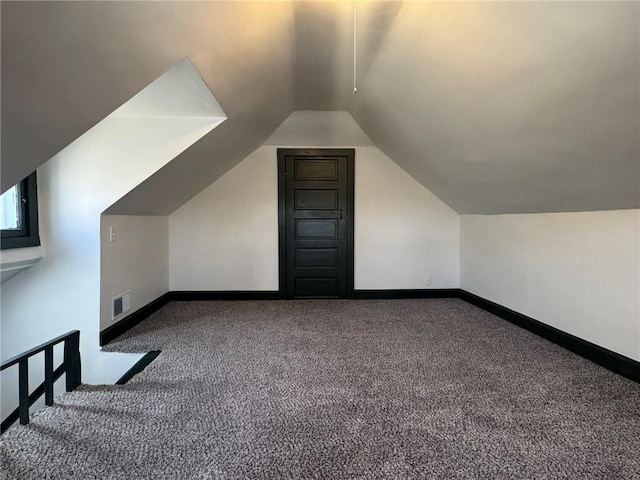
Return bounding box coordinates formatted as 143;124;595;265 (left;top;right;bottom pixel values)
169;146;460;291
355;147;459;289
265;111;374;147
171;111;459;291
170;147;280;291
0;117;211;420
1;60;223;420
100;215;169;330
460;210;640;361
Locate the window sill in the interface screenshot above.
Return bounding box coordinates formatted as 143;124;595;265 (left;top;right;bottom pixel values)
0;246;43;284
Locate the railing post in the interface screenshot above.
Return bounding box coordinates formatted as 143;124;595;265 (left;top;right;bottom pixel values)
44;346;54;406
64;331;81;392
18;359;30;425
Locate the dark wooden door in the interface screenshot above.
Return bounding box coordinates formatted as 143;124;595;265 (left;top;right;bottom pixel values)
278;149;354;299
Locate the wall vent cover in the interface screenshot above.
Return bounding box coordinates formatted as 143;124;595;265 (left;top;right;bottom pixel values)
113;297;123;317
112;290;132;319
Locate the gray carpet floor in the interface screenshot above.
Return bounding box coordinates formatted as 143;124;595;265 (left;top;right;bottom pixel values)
1;299;639;479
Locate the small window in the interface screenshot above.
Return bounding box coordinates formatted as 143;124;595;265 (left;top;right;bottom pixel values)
1;172;40;249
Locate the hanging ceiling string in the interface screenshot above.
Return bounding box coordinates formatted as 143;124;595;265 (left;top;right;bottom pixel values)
353;0;357;95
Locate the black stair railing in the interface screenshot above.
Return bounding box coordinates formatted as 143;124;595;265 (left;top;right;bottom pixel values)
1;330;81;434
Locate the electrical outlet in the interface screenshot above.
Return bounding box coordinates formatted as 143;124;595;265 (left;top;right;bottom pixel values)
424;274;432;286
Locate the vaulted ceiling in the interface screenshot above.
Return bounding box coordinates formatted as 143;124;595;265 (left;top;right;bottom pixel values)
2;1;638;214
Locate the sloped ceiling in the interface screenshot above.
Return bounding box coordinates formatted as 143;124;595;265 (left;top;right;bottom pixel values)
350;1;640;214
2;1;638;215
1;1;297;212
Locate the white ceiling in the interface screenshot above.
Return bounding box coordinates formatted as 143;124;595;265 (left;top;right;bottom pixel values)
2;1;638;214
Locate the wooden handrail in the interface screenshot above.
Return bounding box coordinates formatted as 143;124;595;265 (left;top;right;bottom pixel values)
1;330;81;433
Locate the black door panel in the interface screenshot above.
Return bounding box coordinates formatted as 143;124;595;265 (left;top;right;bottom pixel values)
278;149;354;299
